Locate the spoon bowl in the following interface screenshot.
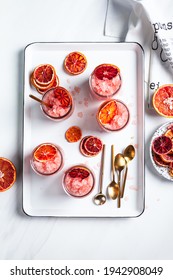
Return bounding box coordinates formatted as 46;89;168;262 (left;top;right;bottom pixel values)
121;145;135;198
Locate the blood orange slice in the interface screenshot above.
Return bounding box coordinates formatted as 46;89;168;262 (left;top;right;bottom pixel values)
98;100;117;125
64;51;87;75
84;136;103;155
36;76;59;94
33;64;56;86
53;86;72;108
0;157;16;192
80;136;93;157
164;127;173;139
153;152;169;167
152;84;173;117
34;144;57;162
160;153;173;163
65;126;82;143
94;64;120;80
152;136;172;155
68;167;90;179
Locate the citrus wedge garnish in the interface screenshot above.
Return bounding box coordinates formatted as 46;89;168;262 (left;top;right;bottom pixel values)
84;136;103;155
68;167;90;179
54;86;72;108
98;100;117;125
34;144;57;162
65;126;82;143
64;51;87;75
0;157;16;192
152;84;173;117
32;64;56;86
94;64;120;80
152;136;172;155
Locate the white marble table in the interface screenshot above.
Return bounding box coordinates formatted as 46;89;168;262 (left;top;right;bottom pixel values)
0;0;173;260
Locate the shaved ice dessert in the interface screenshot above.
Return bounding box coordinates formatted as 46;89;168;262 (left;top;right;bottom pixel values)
63;165;95;198
97;99;129;132
31;143;64;175
89;64;121;100
41;86;74;121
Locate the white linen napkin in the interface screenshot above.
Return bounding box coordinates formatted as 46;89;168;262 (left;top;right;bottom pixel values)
105;0;173;107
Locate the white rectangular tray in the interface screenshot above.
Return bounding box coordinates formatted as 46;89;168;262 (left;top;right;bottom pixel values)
23;42;145;217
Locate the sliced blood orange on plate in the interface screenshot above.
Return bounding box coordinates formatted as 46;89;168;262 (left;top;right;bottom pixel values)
64;51;87;75
32;64;56;86
0;157;16;192
65;126;82;143
160;153;173;163
152;135;172;155
94;64;120;80
69;167;90;179
54;86;72;108
152;84;173;117
84;136;103;155
98;100;117;125
164;127;173;139
153;152;169;167
34;144;57;162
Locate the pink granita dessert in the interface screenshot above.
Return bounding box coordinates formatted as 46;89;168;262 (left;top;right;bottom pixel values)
63;166;95;197
89;64;121;99
98;100;129;132
41;87;73;120
31;144;63;175
104;101;129;131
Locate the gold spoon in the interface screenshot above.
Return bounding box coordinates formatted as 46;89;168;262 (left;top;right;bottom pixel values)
114;153;126;208
29;94;50;107
107;145;119;200
121;145;135;198
93;144;106;205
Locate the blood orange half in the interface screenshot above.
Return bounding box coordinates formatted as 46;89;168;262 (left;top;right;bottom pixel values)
65;126;82;143
0;157;16;192
84;136;103;155
34;144;57;162
94;64;120;80
98;100;117;125
152;84;173;117
64;51;87;75
152;135;172;155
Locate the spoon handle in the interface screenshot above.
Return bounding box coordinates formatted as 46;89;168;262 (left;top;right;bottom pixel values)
117;171;121;208
100;144;105;193
111;145;115;181
121;165;128;198
29;94;50;107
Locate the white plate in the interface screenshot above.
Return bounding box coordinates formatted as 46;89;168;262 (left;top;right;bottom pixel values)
150;121;173;181
23;42;145;217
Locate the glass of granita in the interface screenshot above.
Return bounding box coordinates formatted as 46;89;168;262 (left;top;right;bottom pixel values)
89;63;121;100
97;99;130;132
41;86;74;121
63;165;95;198
30;143;64;176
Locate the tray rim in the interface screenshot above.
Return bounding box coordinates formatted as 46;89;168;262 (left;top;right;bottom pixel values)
22;41;145;218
